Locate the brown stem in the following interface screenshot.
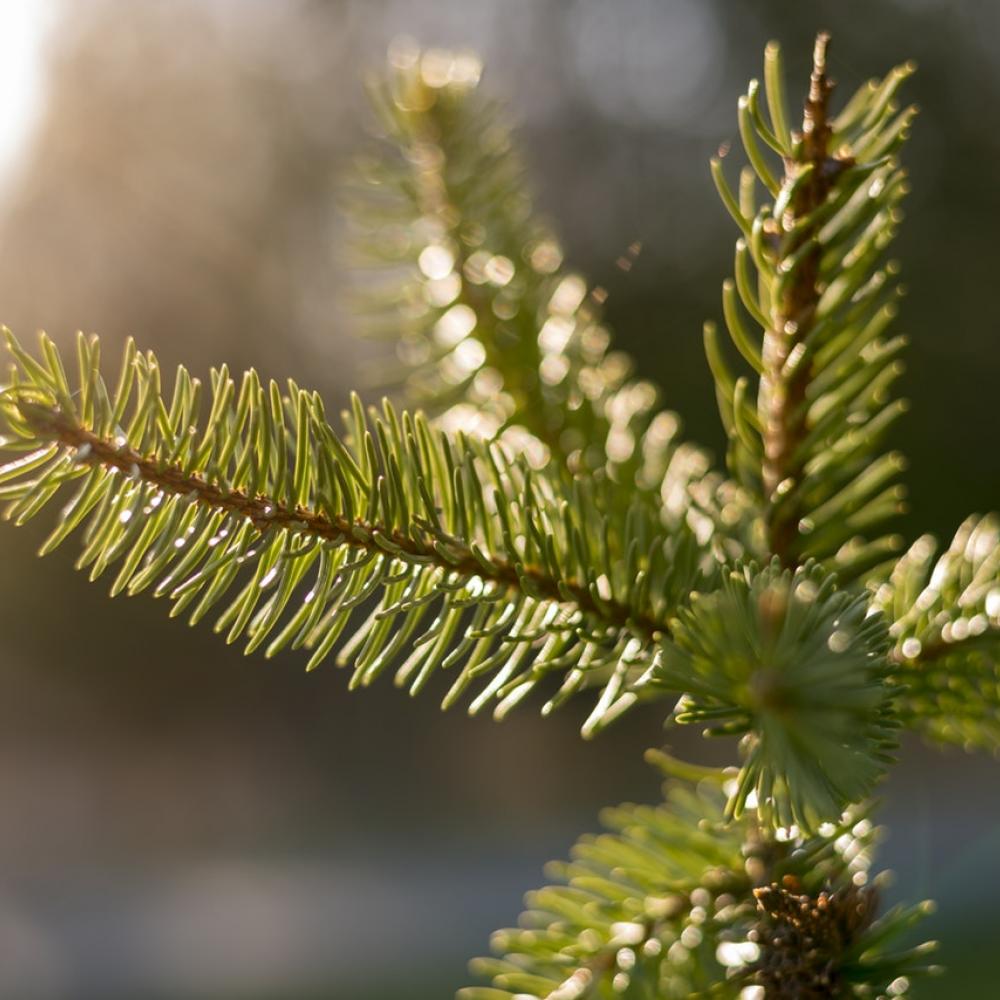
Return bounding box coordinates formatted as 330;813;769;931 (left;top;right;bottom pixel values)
28;405;668;641
761;32;839;564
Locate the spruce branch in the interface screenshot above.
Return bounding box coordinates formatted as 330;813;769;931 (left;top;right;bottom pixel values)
709;34;917;583
0;330;713;733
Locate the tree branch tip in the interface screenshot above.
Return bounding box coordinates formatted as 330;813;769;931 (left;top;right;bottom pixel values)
814;31;832;64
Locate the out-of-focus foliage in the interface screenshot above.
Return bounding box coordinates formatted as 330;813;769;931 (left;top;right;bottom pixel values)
460;771;937;999
348;44;671;481
873;514;1000;750
345;42;751;552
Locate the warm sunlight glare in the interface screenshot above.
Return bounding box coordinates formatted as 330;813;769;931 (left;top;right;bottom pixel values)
0;0;52;194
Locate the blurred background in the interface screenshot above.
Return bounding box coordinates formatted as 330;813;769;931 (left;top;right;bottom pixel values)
0;0;998;996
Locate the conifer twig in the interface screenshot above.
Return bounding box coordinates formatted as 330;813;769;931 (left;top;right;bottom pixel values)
762;32;844;563
22;403;672;642
0;329;722;734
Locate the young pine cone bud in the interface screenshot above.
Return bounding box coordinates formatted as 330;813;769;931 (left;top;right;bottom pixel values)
746;879;879;998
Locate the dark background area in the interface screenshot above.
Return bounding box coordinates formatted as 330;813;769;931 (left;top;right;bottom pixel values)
0;1;997;996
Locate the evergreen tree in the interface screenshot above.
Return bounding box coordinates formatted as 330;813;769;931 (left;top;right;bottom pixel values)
0;31;992;997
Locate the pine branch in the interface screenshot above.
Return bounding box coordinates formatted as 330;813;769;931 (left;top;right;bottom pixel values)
460;771;937;999
872;514;1000;750
708;35;916;583
346;46;749;548
0;330;711;733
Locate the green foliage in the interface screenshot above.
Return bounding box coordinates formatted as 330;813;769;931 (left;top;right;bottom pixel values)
872;514;1000;750
346;40;749;549
460;768;937;999
0;30;993;1000
348;45;654;478
650;561;897;831
460;779;747;1000
0;329;713;732
707;35;915;582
